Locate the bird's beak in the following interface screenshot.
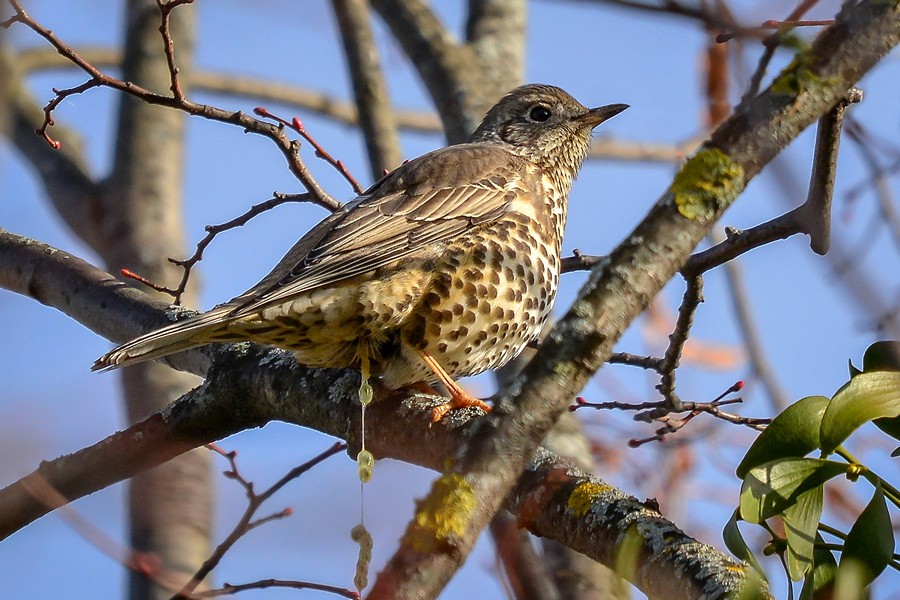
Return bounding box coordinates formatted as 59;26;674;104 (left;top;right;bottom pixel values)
574;103;629;128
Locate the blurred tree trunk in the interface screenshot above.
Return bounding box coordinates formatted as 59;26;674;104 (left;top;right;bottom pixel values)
100;2;209;598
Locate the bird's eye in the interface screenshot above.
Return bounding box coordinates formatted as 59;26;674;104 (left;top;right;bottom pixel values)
529;106;552;122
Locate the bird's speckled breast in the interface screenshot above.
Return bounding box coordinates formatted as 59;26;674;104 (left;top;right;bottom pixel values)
381;190;566;388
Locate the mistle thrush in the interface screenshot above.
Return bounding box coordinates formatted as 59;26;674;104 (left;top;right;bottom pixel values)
94;84;627;420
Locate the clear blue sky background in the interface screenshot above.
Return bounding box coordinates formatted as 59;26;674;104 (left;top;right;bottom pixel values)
1;1;898;598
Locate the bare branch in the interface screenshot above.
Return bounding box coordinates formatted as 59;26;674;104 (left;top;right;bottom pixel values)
254;108;362;195
15;46;443;133
0;229;211;375
12;45;693;165
739;0;822;103
194;579;359;599
155;0;193;101
656;274;702;413
710;229;791;411
332;0;402;179
175;442;346;598
370;0;482;142
168;193;313;303
3;0;340;211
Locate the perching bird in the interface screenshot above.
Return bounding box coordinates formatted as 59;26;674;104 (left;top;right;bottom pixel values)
94;84;627;421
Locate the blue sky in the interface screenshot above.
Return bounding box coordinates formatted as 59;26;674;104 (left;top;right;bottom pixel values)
1;1;898;597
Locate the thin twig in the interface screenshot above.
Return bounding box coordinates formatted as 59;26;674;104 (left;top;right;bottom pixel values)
573;381;766;442
119;193;312;303
174;442;347;599
193;579;359;599
4;0;341;211
656;274;703;413
155;0;193;101
254;107;364;195
738;0;822;103
166;193;313;304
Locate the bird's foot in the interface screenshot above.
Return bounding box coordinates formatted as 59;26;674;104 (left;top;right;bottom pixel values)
430;389;492;423
392;381;491;422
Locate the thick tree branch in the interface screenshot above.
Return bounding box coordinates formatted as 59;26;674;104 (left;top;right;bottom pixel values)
465;0;526;94
370;0;509;142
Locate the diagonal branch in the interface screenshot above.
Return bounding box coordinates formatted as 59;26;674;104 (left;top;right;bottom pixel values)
370;0;483;142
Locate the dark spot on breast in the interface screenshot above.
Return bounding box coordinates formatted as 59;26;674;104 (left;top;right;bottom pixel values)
435;272;452;292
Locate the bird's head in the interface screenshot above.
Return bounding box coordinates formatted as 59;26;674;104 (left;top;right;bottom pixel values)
470;84;628;183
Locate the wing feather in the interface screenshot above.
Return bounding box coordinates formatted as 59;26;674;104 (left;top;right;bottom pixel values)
229;143;528;316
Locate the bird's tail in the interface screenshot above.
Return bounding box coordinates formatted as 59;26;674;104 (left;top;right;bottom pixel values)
92;305;238;372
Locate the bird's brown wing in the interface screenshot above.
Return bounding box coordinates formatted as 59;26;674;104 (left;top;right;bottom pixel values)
228;143;529;316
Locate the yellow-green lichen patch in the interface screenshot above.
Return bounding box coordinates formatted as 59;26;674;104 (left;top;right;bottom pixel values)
405;473;476;553
670;148;745;221
567;481;612;517
771;51;820;97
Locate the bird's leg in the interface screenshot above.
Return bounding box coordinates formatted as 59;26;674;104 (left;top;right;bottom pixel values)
418;350;492;422
356;345;374;482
